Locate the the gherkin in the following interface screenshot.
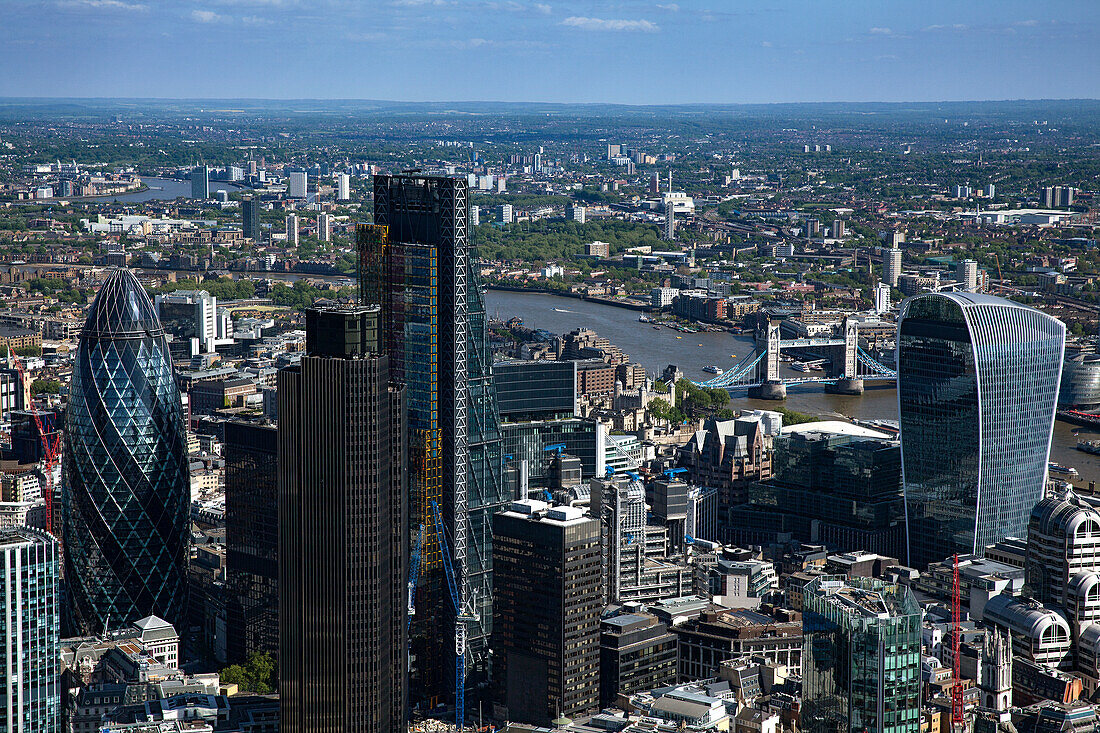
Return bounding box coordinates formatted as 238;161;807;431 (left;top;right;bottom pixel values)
63;268;190;636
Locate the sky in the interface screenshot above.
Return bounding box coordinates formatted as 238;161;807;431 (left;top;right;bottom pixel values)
2;0;1100;104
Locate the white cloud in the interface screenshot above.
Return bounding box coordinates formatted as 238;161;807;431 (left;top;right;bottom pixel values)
561;16;658;32
58;0;147;10
191;8;227;22
656;3;679;10
345;31;389;42
1014;19;1039;27
534;3;551;14
760;40;772;47
868;26;892;35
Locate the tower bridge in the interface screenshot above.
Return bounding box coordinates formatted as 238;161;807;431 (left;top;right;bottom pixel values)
694;317;897;399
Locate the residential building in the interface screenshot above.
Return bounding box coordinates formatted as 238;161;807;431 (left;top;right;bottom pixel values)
651;287;677;308
801;576;922;733
63;269;191;636
242;197;261;242
898;293;1065;568
288;171;308;199
286;214;299;246
957;259;979;292
586;240;610;258
318;212;333;242
191;166;209;199
498;203;514;224
336;172;351;201
884;248;903;288
278;304;407;733
492;501;602;725
568;204;586;223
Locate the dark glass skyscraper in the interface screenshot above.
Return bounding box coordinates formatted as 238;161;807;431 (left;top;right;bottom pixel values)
361;174;506;704
898;292;1065;569
224;420;278;664
278;305;407;733
63;268;191;636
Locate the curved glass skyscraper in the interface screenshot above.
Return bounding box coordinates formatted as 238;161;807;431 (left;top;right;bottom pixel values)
898;292;1065;569
63;269;190;635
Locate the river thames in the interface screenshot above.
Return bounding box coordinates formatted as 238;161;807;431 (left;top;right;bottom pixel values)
484;289;1100;484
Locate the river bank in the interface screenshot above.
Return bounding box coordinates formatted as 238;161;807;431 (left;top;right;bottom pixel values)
484;288;1100;485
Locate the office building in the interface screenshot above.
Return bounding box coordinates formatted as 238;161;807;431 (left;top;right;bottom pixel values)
675;606;803;680
801;576;922;733
63;269;191;636
899;293;1065;568
363;173;505;701
498;203;514;224
599;613;678;708
494;360;577;421
1059;351;1100;410
278;304;407;733
242;197;261;241
225;421;278;664
567;204;586;224
491;501;601;724
288;170;308;199
336;172;351;201
727;427;906;558
191;165;209;199
318;212;333;242
883;248;902;288
155;289;224;357
957;259;979;292
1;528;60;733
678;413;777;512
286;213;299;246
499;418;602;488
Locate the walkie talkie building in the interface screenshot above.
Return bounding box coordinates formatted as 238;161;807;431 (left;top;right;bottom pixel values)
63;269;191;635
898;292;1065;569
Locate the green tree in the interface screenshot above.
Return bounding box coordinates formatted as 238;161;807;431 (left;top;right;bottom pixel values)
219;652;277;695
31;379;61;395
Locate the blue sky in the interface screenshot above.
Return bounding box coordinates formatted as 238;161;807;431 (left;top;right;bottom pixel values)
3;0;1099;103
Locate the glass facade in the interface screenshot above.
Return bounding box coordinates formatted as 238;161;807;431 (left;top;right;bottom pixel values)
898;293;1065;569
802;576;922;733
63;269;191;635
366;173;506;698
500;418;601;486
494;360;577;421
0;528;59;733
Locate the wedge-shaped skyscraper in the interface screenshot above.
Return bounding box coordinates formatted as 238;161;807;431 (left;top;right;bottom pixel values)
63;269;191;635
898;292;1065;569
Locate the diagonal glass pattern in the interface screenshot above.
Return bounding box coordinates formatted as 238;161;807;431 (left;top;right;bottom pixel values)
63;269;190;635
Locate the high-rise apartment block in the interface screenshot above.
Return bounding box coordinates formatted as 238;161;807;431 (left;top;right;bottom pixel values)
242;197;261;241
801;576;922;733
337;172;351;200
318;212;333;242
286;213;299;246
1;527;60;733
1041;185;1076;209
278;304;407;733
957;259;979;291
362;173;505;702
567;204;586;224
883;248;902;288
288;171;308;199
191;165;209;199
64;269;191;636
831;219;845;239
874;282;892;314
498;203;514;224
899;292;1065;568
225;421;279;664
491;500;601;725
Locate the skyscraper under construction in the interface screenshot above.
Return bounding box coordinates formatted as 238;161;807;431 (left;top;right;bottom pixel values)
359;173;506;710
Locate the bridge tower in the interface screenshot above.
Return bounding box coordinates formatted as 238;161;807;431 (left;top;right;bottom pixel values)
749;318;787;400
826;317;864;395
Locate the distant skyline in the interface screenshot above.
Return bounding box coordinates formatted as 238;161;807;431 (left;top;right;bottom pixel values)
3;1;1099;104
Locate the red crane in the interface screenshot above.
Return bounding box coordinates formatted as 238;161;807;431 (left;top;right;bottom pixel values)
7;348;61;535
951;553;966;733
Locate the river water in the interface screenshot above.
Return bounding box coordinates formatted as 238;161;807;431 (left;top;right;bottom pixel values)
484;289;1100;484
66;176;245;203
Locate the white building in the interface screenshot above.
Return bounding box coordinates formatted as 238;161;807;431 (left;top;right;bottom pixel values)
498;204;514;224
288;171;308;199
651;287;678;308
286;214;299;246
567;204;586;224
470;205;480;227
873;282;892;314
336;173;350;201
957;259;979;292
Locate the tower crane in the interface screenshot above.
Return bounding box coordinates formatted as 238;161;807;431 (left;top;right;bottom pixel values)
6;347;61;535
